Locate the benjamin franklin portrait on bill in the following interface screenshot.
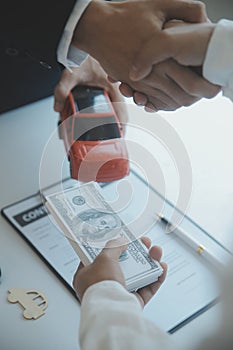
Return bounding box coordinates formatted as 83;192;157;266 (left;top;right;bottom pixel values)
72;209;122;242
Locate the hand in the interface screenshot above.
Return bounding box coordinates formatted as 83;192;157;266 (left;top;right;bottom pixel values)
73;236;167;307
53;56;128;129
72;0;208;85
130;22;217;81
119;58;220;112
119;19;219;111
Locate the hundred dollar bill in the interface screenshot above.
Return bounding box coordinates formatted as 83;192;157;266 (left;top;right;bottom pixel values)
45;182;163;292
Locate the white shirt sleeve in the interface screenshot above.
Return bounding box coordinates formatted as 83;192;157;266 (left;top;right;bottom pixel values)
79;270;233;350
57;0;92;71
203;19;233;101
79;280;176;350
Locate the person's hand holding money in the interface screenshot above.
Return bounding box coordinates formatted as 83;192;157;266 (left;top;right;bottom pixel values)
73;236;167;307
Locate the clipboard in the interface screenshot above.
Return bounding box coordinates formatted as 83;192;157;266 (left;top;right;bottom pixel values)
1;169;231;333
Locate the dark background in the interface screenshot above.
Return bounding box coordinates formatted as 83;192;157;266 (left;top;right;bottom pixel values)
203;0;233;21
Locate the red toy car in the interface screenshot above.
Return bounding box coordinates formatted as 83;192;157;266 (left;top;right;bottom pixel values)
58;85;129;182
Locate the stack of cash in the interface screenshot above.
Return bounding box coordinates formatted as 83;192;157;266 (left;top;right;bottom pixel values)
45;182;163;292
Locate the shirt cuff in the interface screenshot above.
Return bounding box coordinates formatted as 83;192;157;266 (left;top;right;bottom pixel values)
57;0;92;71
82;280;143;310
203;19;233;101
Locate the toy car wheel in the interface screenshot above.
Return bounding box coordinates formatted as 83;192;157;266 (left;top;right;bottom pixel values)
57;120;62;139
69;160;73;177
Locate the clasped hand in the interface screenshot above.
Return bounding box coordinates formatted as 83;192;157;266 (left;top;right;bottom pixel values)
71;0;220;112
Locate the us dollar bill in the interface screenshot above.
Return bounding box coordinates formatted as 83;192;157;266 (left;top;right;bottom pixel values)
45;182;163;291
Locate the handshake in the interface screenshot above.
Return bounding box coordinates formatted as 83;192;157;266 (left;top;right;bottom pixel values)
54;0;220;114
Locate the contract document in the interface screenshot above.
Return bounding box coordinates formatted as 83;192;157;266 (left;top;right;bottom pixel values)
2;170;231;332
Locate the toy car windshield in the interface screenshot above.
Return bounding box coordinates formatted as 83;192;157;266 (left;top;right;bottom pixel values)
72;87;112;114
74;116;121;141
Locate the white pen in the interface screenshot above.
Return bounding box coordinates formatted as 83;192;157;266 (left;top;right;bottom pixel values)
157;213;225;269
